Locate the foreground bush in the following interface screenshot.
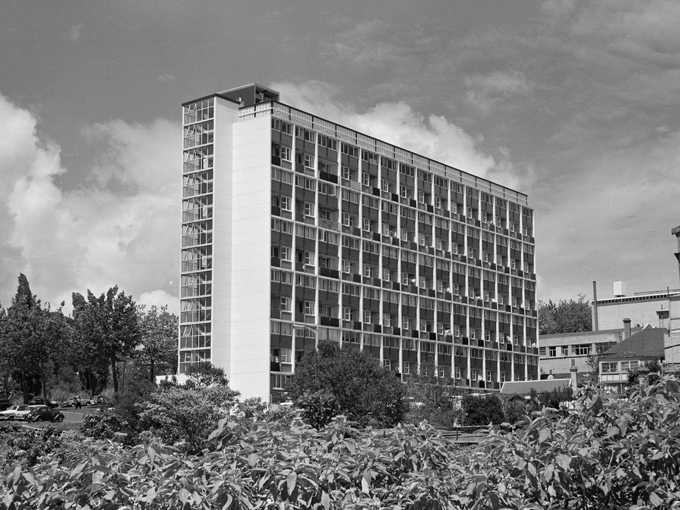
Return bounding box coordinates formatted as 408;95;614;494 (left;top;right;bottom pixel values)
2;378;680;509
288;341;407;428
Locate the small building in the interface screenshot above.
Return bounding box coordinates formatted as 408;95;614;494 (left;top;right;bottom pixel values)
599;326;666;393
539;321;638;383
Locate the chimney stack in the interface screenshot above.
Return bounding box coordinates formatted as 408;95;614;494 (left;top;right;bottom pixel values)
623;318;631;339
569;361;578;394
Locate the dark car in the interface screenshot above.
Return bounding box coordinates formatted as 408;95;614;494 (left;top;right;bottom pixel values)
29;398;59;409
25;406;64;423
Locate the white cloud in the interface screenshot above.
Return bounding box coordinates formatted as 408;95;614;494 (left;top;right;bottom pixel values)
464;71;532;113
0;92;180;314
68;24;83;42
271;80;520;189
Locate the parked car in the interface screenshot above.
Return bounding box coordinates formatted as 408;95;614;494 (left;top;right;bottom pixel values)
8;405;32;421
87;395;107;406
0;405;28;421
61;399;73;407
24;405;64;423
29;398;59;408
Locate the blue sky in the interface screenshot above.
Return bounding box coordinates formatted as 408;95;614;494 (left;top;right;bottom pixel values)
1;0;679;313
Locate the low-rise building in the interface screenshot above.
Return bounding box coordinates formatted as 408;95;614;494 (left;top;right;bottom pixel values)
599;326;666;393
539;321;638;383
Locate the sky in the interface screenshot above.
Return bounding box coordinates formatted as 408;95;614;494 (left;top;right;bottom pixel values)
1;0;680;314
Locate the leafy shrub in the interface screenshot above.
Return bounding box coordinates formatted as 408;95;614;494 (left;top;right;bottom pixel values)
503;397;529;424
462;393;504;425
4;377;680;509
80;409;129;441
0;425;64;472
137;383;240;453
288;341;407;428
295;389;340;429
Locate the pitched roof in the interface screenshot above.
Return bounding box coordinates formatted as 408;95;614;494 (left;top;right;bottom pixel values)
600;326;666;361
500;378;571;396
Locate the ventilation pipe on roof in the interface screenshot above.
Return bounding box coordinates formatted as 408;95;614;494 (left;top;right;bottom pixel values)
592;281;599;332
623;318;631;339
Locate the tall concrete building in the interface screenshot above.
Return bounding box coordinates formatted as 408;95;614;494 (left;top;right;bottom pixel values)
179;84;538;401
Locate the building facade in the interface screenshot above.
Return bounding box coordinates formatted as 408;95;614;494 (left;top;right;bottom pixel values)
538;326;636;381
179;84;538;401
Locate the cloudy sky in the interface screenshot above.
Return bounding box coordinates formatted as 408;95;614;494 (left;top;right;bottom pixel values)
1;0;679;314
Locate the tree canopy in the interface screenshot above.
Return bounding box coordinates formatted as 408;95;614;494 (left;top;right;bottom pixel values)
538;294;592;335
288;342;407;428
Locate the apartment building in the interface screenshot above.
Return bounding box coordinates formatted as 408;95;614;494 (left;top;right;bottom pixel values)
180;84;538;401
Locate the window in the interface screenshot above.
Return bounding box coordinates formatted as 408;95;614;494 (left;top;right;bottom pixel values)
342;213;352;227
280;297;291;312
548;346;556;357
363;218;371;232
402;317;410;330
402;362;410;375
383;268;390;282
304;202;315;217
363;311;372;324
621;361;639;371
280;146;291;161
342;260;351;274
280;196;291;211
382;179;389;193
304;154;314;168
400;185;408;198
362;173;370;186
363;264;372;278
601;362;617;373
418;190;425;204
343;307;352;321
574;345;590;356
561;346;569;356
435;196;441;209
304;301;315;316
455;367;461;379
341;166;351;180
382;313;391;327
539;347;546;356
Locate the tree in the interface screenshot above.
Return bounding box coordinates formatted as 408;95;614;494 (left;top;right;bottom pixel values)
538;294;592;335
137;305;178;381
461;394;505;425
288;341;407;428
137;380;240;453
185;361;230;388
71;286;141;394
0;274;69;403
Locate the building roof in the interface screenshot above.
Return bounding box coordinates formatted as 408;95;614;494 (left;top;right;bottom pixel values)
600;326;666;361
500;378;571;396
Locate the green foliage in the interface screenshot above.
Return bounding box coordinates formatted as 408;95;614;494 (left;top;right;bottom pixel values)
137;305;178;380
288;341;407;428
462;393;505;425
185;361;230;388
137;383;240;453
0;274;70;403
528;386;574;412
81;409;129;441
0;425;64;472
503;397;529;424
296;389;340;429
3;379;680;508
538;293;592;335
72;286;141;393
